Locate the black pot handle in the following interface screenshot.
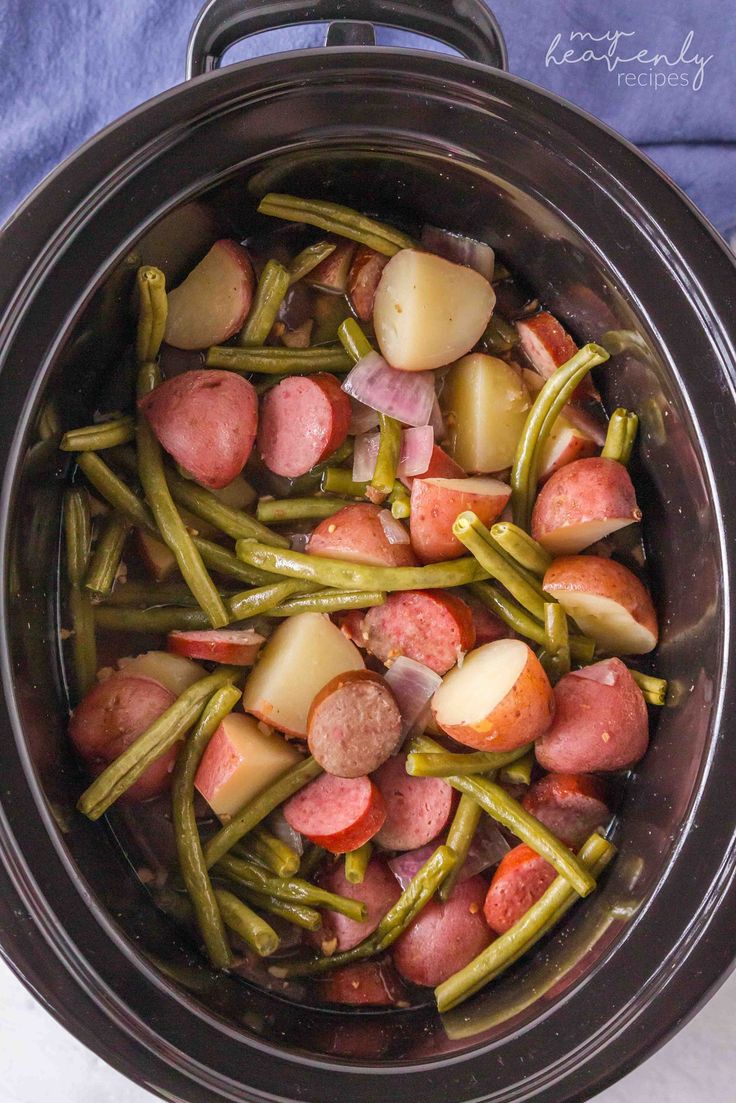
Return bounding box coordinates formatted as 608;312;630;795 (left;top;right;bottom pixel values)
186;0;508;79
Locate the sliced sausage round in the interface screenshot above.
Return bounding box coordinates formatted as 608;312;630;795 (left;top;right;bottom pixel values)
361;589;476;675
535;659;649;773
311;857;401;952
522;773;609;848
258;372;350;478
319;960;405;1006
392;875;493;987
483;844;557;934
372;754;454;851
347;245;389;321
138;369;258;489
282;772;386;854
69;672;177;802
167;628;264;666
307;503;417;568
307;670;403;777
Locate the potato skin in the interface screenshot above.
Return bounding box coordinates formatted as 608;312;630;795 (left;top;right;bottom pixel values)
531;457;641;553
432;641;555;752
410;477;510;563
307;503;417;567
543;555;658;653
535;659;649;773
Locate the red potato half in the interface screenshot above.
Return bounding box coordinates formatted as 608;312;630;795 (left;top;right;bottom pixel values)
258;373;350;478
347;245;389;321
139;369;258;489
483;844;557;934
392;876;493;987
399;443;465;490
531;457;642;555
543;555;658;655
521;367;606;454
168;628;265;667
535;659;649;773
538;416;599;482
307;503;417;568
69;672;178;802
164;239;255;350
361;589;476;675
522;773;609;849
431;639;554;752
410;476;511;563
307;670;403;777
283;773;386;854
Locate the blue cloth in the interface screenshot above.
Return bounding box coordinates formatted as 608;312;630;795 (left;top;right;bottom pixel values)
0;0;733;240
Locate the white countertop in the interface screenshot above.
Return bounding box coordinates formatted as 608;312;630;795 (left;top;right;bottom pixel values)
1;953;732;1102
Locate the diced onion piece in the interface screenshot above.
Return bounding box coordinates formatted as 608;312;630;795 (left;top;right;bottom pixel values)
462;820;510;878
429;394;446;441
353;426;434;483
378;510;411;545
389;843;437;890
342;351;435;426
348;396;381;436
384;655;442;735
421;225;495;282
570;664;618;687
266;808;305;856
352;432;380;482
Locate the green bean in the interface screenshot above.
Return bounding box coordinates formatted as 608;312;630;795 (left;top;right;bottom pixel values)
490;522;552;577
269;589;386;617
231;887;321;931
344;842;372;885
61;417;136;453
435;832;616;1011
256;497;347;523
299;843;327;880
214;888;279;956
621;412;639;466
63;489;97;697
136;266;167;363
629;669;668;706
243;825;300;878
438;795;482;903
320;468;367;497
498;748;534;787
100;581;202;607
389;481;411;519
543;602;571;682
227;579;319;620
372;414;402;495
216;855;366;921
411;736;595;898
95;605;212;633
238;259;290;347
406;743;533;778
85;513;129;595
172;683;241;969
64;488;91;588
289;240;336;284
467;581;596;664
275;845;456;976
337;317;373;362
511;343;610;530
78;666;239;820
452;512;546;620
137;362;228;628
482;314;518;354
206;345;351;375
235;540;489;592
164;467;288;548
257;194;414;257
204;757;323;868
195;538;277;587
601;408;638;466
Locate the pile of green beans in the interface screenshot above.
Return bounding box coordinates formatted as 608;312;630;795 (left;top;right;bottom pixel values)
206;345;351;375
78;666;240;820
510;343;610;530
490;522;552;577
238;259;290;347
435;832;616;1011
63;488;97;697
216;854;366;922
257;194;414;256
172;683;242;969
601;407;639;466
406;743;533;778
410;736;595;898
467;581;595;664
630;669;668;706
163;465;288;547
230;887;321;931
236;824;301;879
214;888;280;957
452;512;547;621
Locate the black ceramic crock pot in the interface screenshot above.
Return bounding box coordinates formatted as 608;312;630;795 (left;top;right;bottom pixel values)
2;2;736;1100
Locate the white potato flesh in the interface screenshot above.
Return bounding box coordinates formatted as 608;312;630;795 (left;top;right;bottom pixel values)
373;250;495;371
442;354;531;472
432;639;528;728
552;591;657;655
164;239;254;351
118;651;205;696
539;416;597;478
538;518;635;556
195;713;303;819
242;612;365;736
